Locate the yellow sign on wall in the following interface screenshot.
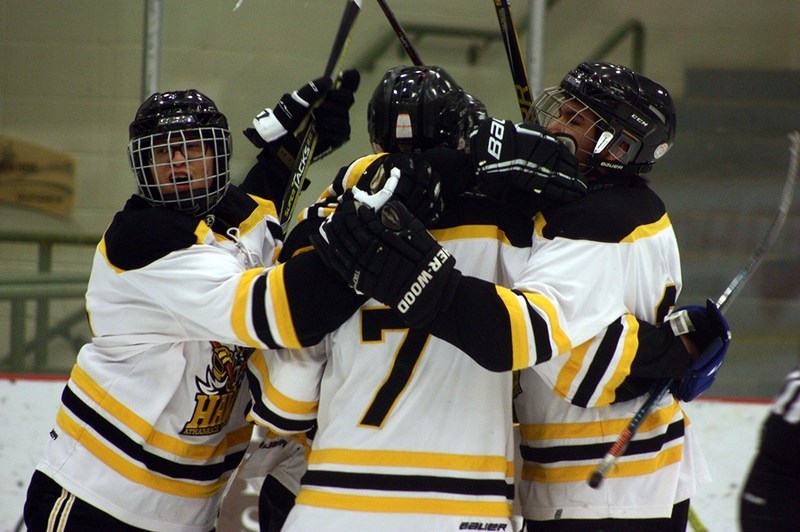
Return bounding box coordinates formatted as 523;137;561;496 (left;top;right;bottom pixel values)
0;135;76;218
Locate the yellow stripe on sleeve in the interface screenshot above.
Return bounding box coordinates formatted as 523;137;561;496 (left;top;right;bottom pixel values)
495;286;530;370
267;264;301;348
554;341;591;399
522;292;572;355
232;268;267;348
597;315;640;405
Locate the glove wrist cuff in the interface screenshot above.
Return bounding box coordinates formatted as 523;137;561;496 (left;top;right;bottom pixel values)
665;309;694;336
253;109;290;144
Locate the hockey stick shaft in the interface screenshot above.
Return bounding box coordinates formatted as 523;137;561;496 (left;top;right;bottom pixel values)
279;0;362;234
492;0;533;120
376;0;423;66
716;130;800;312
588;131;800;489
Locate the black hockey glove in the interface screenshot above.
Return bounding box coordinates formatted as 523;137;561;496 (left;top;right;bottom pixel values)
245;76;332;150
311;191;461;329
243;69;360;161
666;299;731;401
356;153;444;226
470;118;586;215
314;69;360;160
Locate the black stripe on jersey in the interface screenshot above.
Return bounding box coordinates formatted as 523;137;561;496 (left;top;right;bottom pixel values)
244;370;317;433
520;418;685;464
540;179;667;243
572;320;624;407
516;289;554;365
302;470;514;500
251;274;279;348
61;385;246;481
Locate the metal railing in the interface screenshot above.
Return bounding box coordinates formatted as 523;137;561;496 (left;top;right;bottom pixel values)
0;230;97;373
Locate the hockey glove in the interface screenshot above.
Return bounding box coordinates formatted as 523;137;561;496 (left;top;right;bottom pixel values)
470;118;586;214
356;153;444;226
243;69;360;161
311;191;461;329
314;69;360;160
665;299;732;401
245;76;333;149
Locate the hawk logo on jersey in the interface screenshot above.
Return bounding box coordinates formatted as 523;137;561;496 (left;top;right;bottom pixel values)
181;342;254;436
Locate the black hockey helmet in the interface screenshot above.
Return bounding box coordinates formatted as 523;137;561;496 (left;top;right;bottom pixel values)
529;62;676;175
127;89;232;215
367;65;481;153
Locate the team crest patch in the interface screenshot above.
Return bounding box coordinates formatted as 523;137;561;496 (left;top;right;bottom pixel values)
181;342;254;436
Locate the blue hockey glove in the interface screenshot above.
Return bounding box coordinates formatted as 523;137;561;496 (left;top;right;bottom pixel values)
666;299;731;401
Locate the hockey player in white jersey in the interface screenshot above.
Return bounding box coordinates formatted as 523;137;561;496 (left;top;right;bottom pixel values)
249;65;728;530
311;63;732;531
506;62;730;531
248;65;577;531
22;73;364;532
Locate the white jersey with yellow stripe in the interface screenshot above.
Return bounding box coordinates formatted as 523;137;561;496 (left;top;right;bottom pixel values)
33;187;361;531
249;165;531;529
513;181;710;521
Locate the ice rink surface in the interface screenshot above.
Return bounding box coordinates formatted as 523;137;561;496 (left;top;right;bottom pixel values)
0;377;771;532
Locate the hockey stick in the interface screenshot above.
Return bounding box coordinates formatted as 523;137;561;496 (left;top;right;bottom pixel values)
376;0;423;66
492;0;533;120
278;0;363;234
588;130;800;489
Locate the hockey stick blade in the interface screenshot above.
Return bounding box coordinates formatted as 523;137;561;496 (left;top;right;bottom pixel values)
588;131;800;489
279;0;363;235
493;0;533;120
377;0;423;66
